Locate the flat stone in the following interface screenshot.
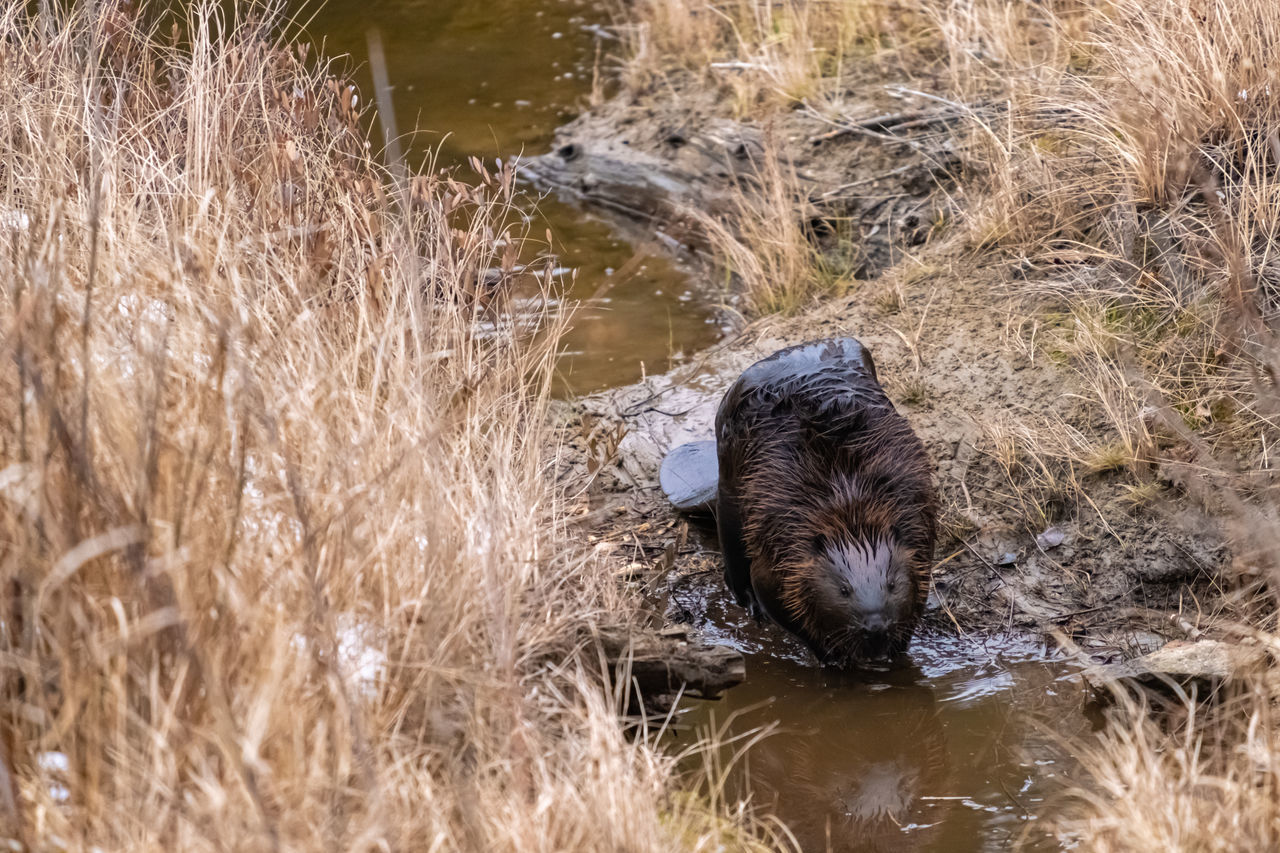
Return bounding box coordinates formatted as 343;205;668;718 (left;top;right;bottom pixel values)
659;440;718;513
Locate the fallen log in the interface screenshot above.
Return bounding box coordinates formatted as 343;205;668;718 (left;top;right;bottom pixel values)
595;624;746;702
522;117;773;245
1081;639;1273;709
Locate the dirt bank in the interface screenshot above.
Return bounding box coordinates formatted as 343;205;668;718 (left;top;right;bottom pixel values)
538;87;1231;665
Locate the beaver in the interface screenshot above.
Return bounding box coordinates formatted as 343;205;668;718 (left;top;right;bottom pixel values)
661;337;936;667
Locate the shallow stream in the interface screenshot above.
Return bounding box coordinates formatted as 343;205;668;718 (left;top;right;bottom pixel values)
300;1;1091;848
658;551;1089;852
300;0;724;395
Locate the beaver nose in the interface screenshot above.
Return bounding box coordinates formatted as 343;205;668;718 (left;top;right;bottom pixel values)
861;614;891;660
864;630;890;660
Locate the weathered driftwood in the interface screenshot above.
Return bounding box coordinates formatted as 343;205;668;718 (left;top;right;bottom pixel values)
1081;639;1272;706
523;119;773;236
596;625;745;702
524;141;703;224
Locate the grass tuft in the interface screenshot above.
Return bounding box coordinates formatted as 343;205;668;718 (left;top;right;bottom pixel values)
690;129;827;316
0;2;777;849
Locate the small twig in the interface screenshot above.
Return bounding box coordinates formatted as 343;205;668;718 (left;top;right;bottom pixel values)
929;548;969;636
810;113;960;143
884;84;975;111
808;119;912;145
818;163;916;198
709;60;771;71
807;96;994;144
997;777;1031;820
621;404;702;419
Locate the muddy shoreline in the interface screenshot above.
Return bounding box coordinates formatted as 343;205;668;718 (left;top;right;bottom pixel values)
536;84;1232;683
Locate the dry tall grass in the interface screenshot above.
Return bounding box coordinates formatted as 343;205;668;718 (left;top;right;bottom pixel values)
1055;679;1280;851
619;0;928;111
1052;352;1280;849
689;131;826;316
0;2;777;850
623;0;1280;463
618;0;1280;848
958;0;1280;461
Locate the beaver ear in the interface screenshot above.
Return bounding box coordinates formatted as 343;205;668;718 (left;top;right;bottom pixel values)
811;532;829;553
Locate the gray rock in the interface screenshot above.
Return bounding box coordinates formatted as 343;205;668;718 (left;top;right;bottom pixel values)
1035;526;1066;550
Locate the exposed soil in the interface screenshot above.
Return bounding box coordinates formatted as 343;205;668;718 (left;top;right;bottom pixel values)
539;81;1232;668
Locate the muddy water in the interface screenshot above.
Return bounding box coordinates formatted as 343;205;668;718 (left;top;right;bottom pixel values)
299;1;1089;848
298;0;723;395
661;558;1089;852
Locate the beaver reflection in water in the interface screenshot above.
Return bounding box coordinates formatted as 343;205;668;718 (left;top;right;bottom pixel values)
714;338;936;667
719;661;951;852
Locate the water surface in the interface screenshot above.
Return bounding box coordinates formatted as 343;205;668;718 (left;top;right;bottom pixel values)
298;0;724;394
662;562;1087;852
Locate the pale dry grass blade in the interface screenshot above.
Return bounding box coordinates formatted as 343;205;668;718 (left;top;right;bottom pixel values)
0;1;776;850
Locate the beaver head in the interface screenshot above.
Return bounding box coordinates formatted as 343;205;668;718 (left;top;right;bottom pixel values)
804;535;921;664
778;499;929;668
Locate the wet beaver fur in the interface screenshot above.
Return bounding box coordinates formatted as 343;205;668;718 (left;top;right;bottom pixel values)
715;337;936;666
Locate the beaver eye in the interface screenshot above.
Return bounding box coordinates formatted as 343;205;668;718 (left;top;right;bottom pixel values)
887;579;897;592
839;584;851;598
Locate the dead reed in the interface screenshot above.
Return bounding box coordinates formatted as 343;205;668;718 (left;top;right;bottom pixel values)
0;1;778;850
1054;341;1280;849
689;130;829;316
618;0;928;111
622;0;1280;467
1053;674;1280;851
618;1;1280;848
958;0;1280;461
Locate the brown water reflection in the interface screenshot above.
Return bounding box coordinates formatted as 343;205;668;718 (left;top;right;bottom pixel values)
297;0;724;394
662;539;1087;852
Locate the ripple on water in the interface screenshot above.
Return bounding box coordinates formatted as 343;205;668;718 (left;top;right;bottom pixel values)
662;567;1086;852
